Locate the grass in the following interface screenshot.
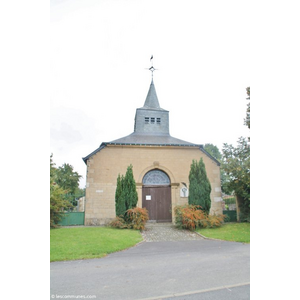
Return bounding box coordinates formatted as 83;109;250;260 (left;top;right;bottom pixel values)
196;222;250;243
50;227;143;262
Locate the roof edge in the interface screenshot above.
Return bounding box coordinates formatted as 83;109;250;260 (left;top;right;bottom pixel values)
199;146;221;166
106;142;201;147
82;143;107;164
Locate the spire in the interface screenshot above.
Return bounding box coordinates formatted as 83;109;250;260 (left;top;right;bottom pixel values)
143;80;161;109
143;55;160;109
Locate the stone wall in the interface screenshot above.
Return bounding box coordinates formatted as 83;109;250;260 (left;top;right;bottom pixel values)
84;145;222;225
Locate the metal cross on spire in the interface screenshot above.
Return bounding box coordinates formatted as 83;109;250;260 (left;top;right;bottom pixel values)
148;55;156;80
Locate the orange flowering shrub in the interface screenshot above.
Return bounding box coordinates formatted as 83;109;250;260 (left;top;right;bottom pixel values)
126;207;149;230
108;216;128;229
109;207;149;230
174;205;224;231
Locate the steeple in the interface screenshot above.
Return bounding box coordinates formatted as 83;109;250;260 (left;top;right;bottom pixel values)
82;57;205;164
134;78;169;135
83;59;200;157
143;79;161;110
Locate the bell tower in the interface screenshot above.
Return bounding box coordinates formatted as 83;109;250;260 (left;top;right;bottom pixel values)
134;58;170;136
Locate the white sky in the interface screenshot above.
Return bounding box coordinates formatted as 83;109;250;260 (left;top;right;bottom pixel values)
50;0;251;188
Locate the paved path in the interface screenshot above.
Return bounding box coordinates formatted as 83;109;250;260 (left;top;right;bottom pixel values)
51;223;250;299
141;222;203;242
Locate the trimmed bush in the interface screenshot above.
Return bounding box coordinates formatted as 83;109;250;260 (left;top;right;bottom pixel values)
108;216;128;229
174;204;225;231
206;214;225;228
174;205;205;231
108;207;149;230
126;207;149;230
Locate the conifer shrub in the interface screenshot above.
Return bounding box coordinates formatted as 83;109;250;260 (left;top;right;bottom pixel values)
188;158;212;214
115;165;138;220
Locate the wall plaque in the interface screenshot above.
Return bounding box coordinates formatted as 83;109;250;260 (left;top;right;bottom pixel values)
180;187;189;198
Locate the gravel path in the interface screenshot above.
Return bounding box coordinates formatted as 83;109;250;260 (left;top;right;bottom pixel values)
141;222;203;242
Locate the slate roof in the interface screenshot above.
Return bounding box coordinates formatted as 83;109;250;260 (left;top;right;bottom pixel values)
108;132;197;146
141;79;167;111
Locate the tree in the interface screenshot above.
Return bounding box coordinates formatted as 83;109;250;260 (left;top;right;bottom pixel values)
50;155;73;228
123;164;138;211
55;163;82;206
188;158;212;214
115;174;126;217
221;87;250;221
222;137;250;221
55;163;81;194
115;165;138;218
204;144;230;194
244;87;250;129
204;144;222;161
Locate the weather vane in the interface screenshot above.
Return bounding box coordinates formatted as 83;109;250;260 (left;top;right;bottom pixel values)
148;55;156;80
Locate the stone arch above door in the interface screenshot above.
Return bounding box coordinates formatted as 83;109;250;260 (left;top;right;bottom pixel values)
138;165;176;185
143;169;170;186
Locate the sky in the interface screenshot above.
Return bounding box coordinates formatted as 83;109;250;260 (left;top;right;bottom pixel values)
50;0;251;188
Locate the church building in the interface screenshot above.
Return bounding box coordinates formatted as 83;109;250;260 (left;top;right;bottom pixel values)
83;70;222;225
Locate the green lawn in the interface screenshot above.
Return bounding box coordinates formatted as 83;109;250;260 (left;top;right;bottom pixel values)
196;223;250;243
50;227;143;262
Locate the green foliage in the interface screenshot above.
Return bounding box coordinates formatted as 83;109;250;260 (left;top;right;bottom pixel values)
239;211;250;223
188;158;212;214
108;216;128;229
115;165;138;218
123;164;138;213
174;205;224;231
109;207;149;230
223;210;237;222
223;214;231;222
55;163;82;206
204;143;222;161
220;87;250;220
203;143;232;194
244;87;250;129
50;155;73;228
50;154;82;228
224;197;236;205
115;174;126;217
222;137;250;220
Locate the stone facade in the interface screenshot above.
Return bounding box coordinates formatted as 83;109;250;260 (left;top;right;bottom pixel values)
84;145;222;225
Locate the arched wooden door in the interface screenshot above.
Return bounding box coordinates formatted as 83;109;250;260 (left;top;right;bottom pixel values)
142;170;172;222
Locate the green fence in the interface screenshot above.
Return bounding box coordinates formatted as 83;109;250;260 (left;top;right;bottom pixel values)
223;210;237;222
58;212;85;226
